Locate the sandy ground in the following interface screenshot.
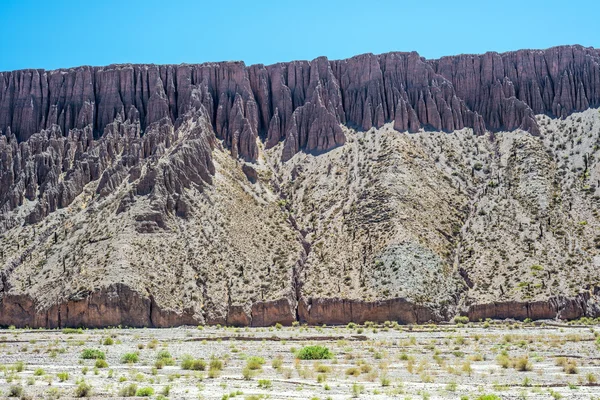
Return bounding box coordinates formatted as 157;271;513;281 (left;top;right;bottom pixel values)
0;321;600;399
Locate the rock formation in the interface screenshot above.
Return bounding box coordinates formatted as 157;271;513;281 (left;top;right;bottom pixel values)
1;45;600;327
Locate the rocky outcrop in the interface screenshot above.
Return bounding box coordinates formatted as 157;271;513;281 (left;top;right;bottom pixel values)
1;45;600;329
298;297;441;325
2;45;597;161
2;288;599;328
0;284;201;328
1;45;598;223
432;46;600;134
0;285;299;328
467;292;600;322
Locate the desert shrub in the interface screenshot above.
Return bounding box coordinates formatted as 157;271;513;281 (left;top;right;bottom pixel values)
242;365;255;380
257;379;272;389
296;346;333;360
62;328;83;334
156;350;175;366
453;316;469;324
351;382;364;397
81;349;105;360
556;357;578;374
271;356;283;369
181;355;206;371
246;356;265;370
210;357;224;370
94;359;108;368
135;387;154;397
74;382;92;397
103;337;114;346
514;355;533;372
57;372;69;382
8;385;23;397
119;384;137;397
121;352;139;364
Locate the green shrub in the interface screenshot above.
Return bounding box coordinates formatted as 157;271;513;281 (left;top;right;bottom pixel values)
62;328;84;334
181;355;206;371
34;368;45;376
351;382;364;397
94;359;108;368
453;316;469;325
271;356;283;369
156;350;175;366
210;358;224;370
514;356;533;372
296;346;333;360
57;372;69;382
246;356;265;370
102;337;114;346
8;385;23;397
257;379;272;389
161;385;172;396
476;395;501;400
135;387;154;397
121;352;139;364
81;349;105;360
242;365;255;380
119;384;137;397
74;381;92;397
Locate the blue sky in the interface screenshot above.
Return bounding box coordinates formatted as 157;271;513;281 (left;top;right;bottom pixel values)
1;0;598;71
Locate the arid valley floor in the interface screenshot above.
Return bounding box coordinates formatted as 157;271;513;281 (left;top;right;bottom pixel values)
1;321;600;399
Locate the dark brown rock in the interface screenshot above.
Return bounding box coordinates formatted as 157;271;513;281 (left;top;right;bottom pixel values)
298;297;440;325
466;293;597;322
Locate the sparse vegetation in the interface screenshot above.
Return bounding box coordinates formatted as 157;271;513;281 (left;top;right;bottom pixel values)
296;346;333;360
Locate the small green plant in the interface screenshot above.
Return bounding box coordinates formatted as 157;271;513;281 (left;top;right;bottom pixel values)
57;372;69;382
102;337;114;346
81;349;105;360
8;385;23;397
161;385;172;396
121;352;139;364
242;365;255;380
94;359;108;368
271;356;283;369
135;387;155;397
74;381;92;397
380;375;391;387
351;382;364;397
181;355;207;371
514;355;533;372
34;368;45;376
13;361;25;372
119;384;138;397
257;379;272;389
296;346;333;360
62;328;84;334
156;350;175;366
246;356;265;370
210;357;224;371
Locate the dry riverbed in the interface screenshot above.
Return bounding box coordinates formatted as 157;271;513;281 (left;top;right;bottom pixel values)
0;321;600;399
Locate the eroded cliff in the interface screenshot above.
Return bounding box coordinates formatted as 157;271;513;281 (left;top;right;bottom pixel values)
1;45;600;327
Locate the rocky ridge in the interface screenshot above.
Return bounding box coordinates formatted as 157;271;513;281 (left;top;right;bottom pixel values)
1;45;600;327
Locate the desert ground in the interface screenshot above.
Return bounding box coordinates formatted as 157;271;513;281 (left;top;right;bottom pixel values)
0;320;600;399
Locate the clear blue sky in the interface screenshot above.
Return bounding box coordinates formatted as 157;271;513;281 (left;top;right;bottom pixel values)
1;0;598;71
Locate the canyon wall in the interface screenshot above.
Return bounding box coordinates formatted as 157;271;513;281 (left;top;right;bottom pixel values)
1;45;600;327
